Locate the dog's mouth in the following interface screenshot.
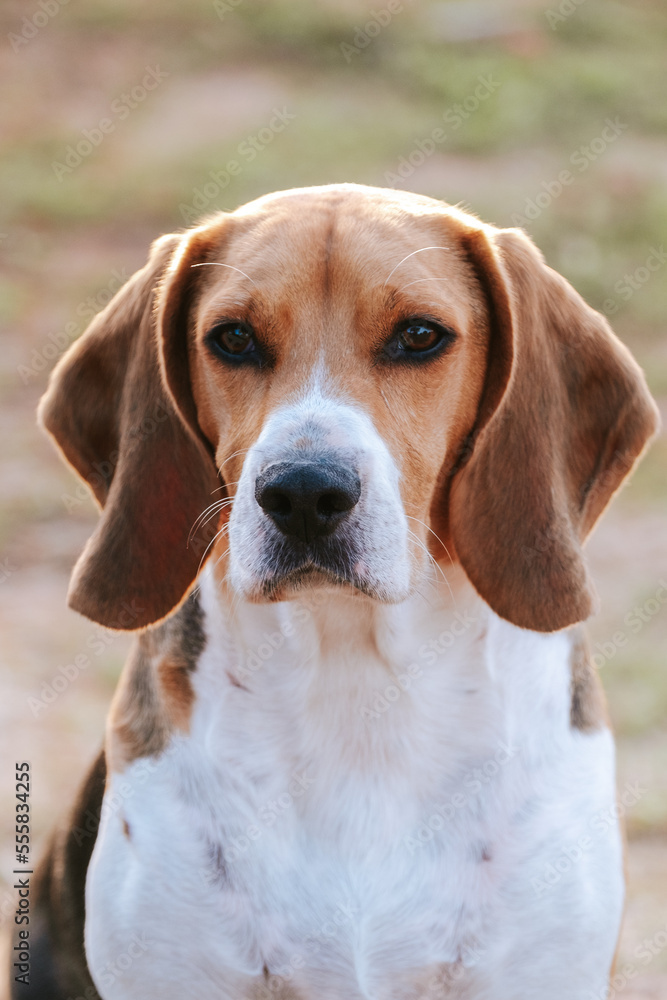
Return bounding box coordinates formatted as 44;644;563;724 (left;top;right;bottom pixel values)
250;534;384;602
227;446;413;606
259;566;370;601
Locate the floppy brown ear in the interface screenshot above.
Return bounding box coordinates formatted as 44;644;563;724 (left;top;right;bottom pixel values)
39;232;221;630
443;224;659;633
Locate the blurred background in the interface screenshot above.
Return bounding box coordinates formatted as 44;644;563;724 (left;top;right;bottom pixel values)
1;0;665;994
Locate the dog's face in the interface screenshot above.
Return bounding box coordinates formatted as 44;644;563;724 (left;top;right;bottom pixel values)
39;184;658;632
186;189;489;603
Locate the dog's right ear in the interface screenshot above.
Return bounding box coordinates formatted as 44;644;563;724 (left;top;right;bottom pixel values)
39;232;221;631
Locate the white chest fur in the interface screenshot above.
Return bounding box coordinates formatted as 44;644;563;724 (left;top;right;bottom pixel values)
85;566;623;1000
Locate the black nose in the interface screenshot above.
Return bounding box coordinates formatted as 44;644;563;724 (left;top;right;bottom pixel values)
255;461;361;544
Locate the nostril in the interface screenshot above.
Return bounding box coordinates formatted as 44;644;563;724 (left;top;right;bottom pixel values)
259;487;292;517
316;488;358;517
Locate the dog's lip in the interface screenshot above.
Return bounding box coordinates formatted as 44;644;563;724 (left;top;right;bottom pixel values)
251;563;406;605
262;531;359;575
250;560;378;602
262;560;359;591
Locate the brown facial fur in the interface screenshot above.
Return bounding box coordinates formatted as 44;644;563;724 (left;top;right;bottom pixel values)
39;184;659;633
181;190;492;600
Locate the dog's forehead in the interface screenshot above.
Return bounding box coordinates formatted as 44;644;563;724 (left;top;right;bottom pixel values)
231;183;448;236
199;186;475;314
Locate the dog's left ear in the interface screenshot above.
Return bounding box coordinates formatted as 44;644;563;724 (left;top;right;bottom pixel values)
39;229;222;630
442;223;659;633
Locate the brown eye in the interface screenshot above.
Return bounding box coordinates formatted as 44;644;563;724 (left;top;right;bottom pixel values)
399;323;440;352
383;318;456;362
219;323;254;354
206;322;262;365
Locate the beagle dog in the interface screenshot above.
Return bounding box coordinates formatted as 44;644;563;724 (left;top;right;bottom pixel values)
10;184;658;1000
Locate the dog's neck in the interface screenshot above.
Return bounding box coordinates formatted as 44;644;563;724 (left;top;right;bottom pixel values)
109;562;574;792
198;559;488;691
188;564;573;825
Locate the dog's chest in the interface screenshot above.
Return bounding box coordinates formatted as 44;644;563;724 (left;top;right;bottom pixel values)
85;578;622;999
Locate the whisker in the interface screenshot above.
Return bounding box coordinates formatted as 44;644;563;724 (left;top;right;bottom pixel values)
399;277;448;290
198;501;235;532
197;522;230;575
191;262;257;287
190;500;227;534
210;479;243;495
406;527;442;589
405;515;455;605
228;584;247;623
221;448;251;469
383;247;450;287
405;529;438;607
405;514;453;561
189;498;234;542
213;539;232;575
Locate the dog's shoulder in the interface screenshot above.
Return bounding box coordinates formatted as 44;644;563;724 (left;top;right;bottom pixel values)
107;592;207;770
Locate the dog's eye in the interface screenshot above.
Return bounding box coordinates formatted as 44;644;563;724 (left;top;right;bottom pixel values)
206;322;260;363
399;323;441;352
384;318;456;362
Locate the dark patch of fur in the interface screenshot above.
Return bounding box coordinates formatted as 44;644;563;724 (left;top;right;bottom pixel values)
111;591;207;763
570;627;607;731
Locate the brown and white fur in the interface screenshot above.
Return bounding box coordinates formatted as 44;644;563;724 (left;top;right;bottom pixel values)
8;184;659;999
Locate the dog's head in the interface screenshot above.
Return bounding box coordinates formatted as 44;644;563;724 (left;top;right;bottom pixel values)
40;184;659;632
